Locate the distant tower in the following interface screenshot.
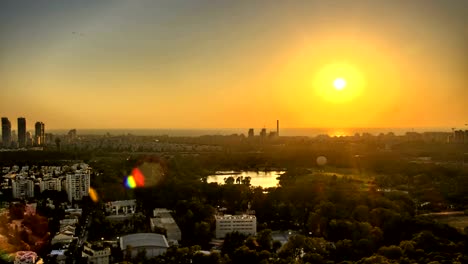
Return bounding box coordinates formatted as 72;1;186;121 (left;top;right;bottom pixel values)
1;117;11;148
277;120;279;136
260;128;267;139
17;117;26;148
35;122;45;146
55;137;61;151
248;128;254;138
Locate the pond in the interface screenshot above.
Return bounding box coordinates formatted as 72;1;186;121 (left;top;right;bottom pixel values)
206;170;285;188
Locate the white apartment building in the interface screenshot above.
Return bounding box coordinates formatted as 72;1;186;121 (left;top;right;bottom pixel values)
65;172;90;202
82;242;111;264
215;214;257;238
12;177;34;199
40;178;62;192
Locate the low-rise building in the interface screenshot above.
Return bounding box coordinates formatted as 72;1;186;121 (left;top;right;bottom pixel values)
151;208;181;243
82;242;111;264
215;214;257;238
120;233;169;259
14;251;38;264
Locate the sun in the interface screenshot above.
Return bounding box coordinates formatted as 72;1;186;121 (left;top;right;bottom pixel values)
313;62;366;103
333;78;346;90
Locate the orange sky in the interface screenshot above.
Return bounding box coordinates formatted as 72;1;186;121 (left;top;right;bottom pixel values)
1;1;467;130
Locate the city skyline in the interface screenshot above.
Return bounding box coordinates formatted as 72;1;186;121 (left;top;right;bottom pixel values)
1;0;467;129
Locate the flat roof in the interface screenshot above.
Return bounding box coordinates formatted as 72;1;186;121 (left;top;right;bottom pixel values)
120;233;169;250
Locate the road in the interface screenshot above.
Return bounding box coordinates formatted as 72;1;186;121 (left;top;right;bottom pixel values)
417;211;465;217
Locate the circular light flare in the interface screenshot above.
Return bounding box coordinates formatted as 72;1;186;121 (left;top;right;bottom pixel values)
333;78;346;90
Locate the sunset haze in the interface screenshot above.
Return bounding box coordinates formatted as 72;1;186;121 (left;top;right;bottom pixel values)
1;0;466;130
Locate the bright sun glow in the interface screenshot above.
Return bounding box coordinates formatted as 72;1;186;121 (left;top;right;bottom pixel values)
314;63;366;103
333;78;346;90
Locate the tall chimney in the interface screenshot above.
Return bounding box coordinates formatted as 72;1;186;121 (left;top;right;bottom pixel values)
277;120;279;136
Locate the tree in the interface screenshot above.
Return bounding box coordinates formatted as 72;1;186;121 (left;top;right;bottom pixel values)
378;245;402;260
256;229;273;251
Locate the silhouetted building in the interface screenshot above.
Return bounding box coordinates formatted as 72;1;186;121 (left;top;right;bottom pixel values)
277;120;279;136
1;117;11;147
452;130;468;144
17;117;26;148
35;122;45;146
26;131;33;147
68;129;77;142
248;128;254;138
260;128;267;139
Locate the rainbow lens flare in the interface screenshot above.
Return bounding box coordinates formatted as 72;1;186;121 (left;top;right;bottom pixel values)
124;168;145;189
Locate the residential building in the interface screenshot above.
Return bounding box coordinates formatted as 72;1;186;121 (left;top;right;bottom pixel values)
40;178;62;192
82;242;111;264
120;233;169;259
17;117;26;148
12;177;34;199
215;214;257;238
14;251;38;264
65;172;90;202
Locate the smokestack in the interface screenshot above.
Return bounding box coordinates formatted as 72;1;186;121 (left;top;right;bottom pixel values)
277;120;279;136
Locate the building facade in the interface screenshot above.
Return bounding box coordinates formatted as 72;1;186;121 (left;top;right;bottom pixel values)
65;172;90;202
1;117;11;147
12;177;35;199
40;178;62;192
151;208;181;243
215;214;257;238
35;122;45;146
120;233;169;259
14;251;38;264
17;117;26;148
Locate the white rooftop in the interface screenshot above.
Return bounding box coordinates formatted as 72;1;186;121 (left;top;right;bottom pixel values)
120;233;169;250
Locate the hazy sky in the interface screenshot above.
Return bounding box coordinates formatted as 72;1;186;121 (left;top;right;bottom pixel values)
1;0;467;130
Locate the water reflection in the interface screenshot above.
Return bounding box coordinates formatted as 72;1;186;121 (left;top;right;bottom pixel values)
207;171;285;188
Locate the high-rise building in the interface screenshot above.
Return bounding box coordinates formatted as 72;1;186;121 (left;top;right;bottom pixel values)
35;122;45;146
17;117;26;148
68;129;77;142
260;128;267;139
40;178;62;192
248;128;254;138
1;117;11;148
26;132;33;147
12;177;35;199
65;172;90;202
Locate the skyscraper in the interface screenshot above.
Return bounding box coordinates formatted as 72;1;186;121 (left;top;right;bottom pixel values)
1;117;11;148
17;117;26;148
35;122;45;146
248;128;254;138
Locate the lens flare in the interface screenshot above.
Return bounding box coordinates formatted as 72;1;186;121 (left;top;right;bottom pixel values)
125;175;137;189
88;187;99;202
131;168;145;187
